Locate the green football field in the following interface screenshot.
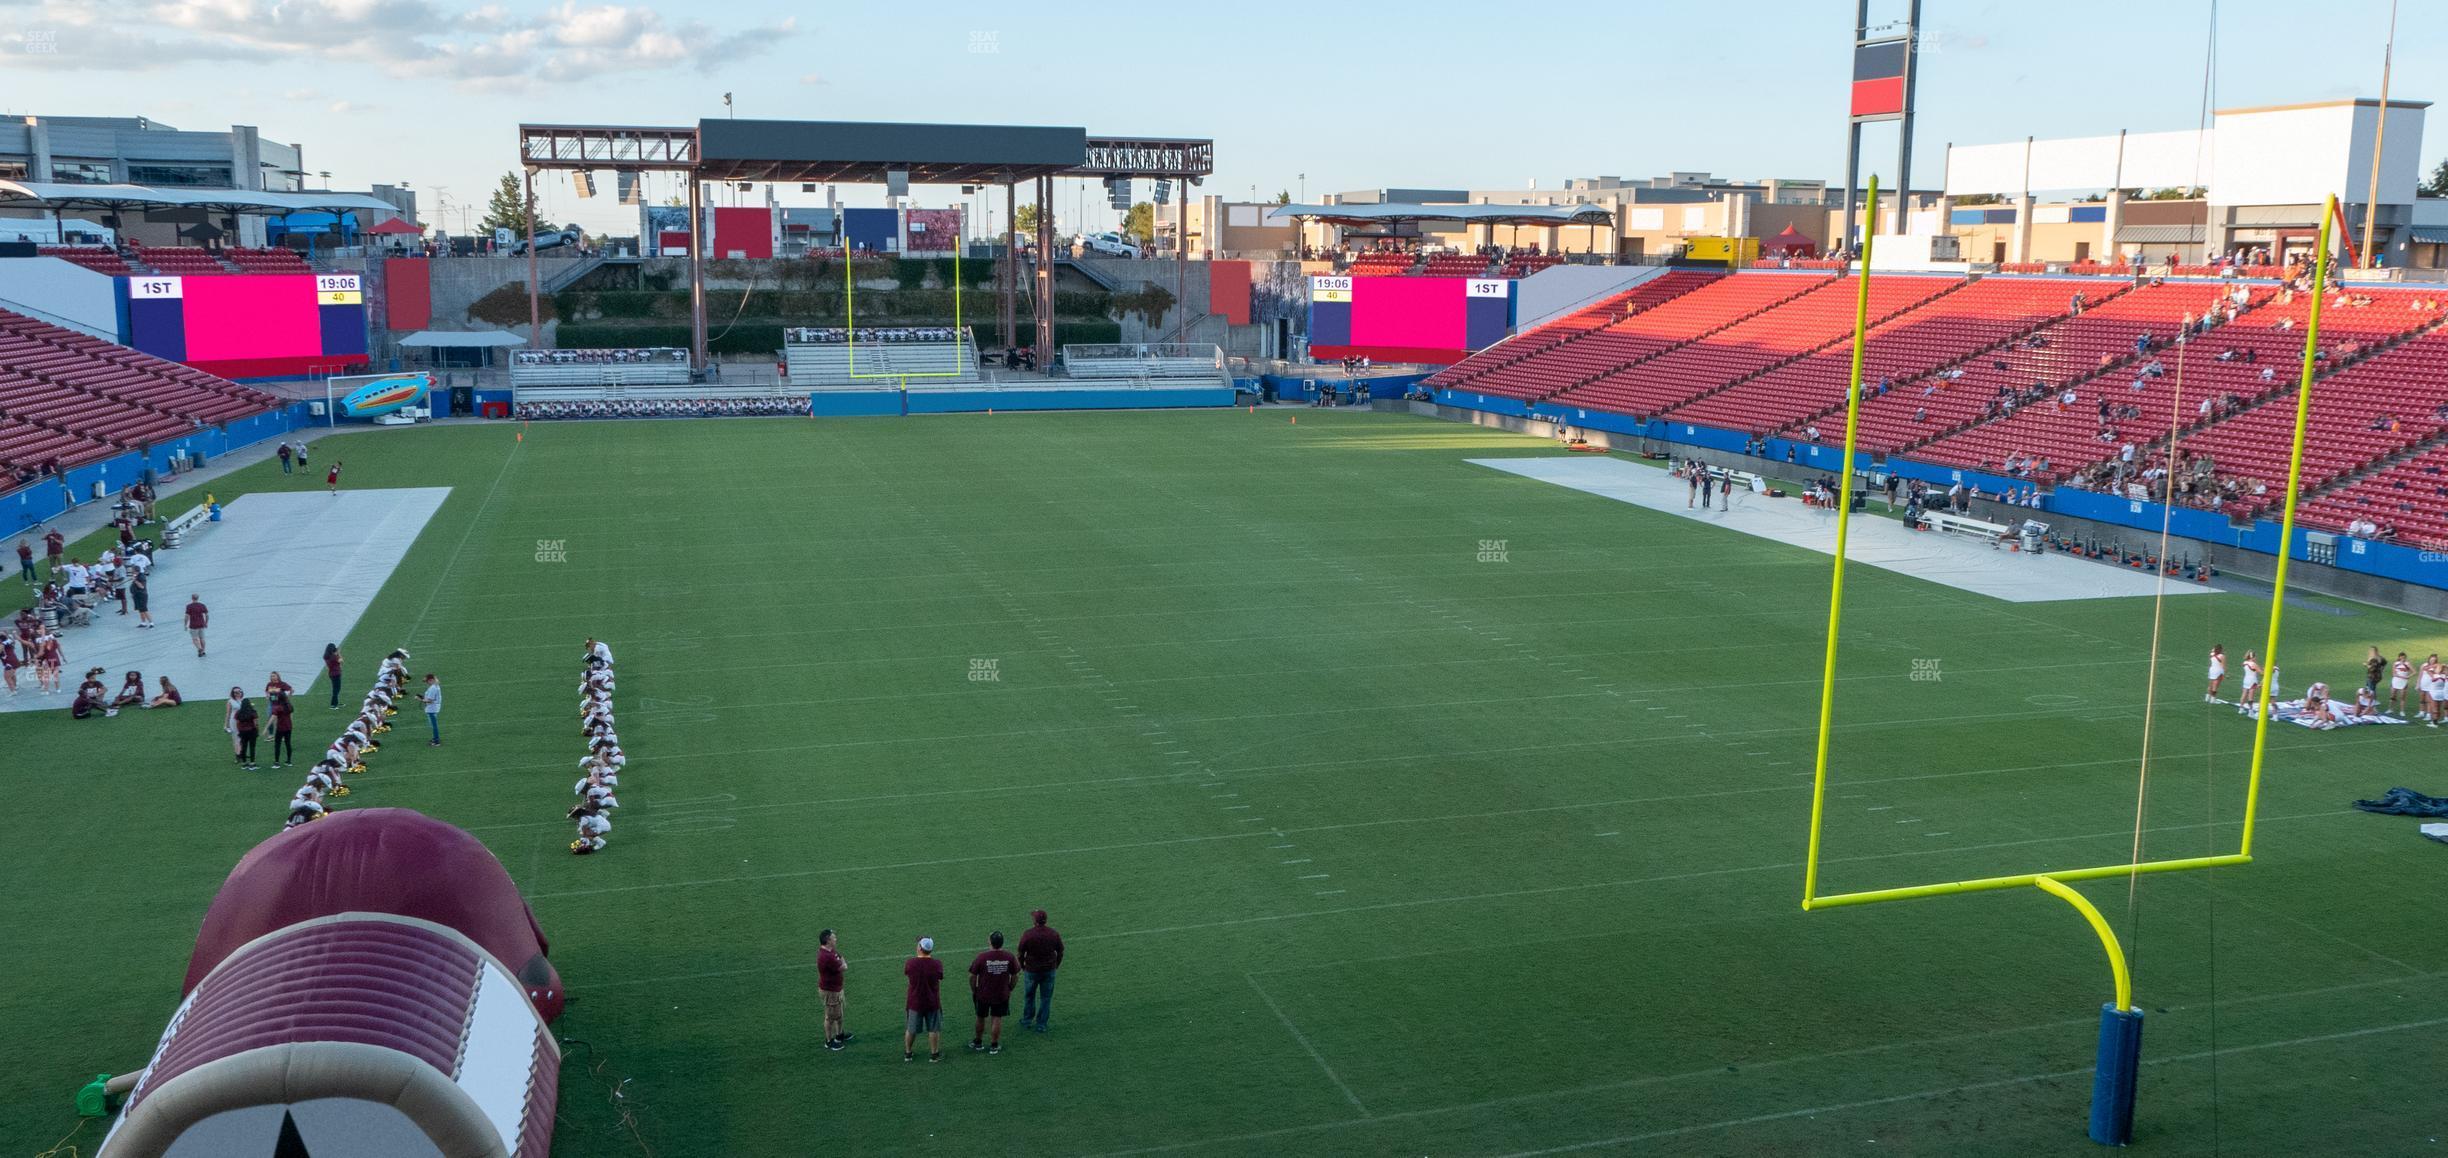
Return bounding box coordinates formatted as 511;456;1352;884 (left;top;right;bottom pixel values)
7;408;2447;1157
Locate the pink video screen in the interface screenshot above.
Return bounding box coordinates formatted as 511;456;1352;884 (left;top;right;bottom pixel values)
180;276;325;360
1348;277;1468;347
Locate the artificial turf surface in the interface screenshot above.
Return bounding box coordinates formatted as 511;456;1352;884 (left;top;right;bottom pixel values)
5;407;2447;1157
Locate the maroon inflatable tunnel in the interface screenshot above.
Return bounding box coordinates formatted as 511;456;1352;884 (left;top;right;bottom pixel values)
184;808;565;1020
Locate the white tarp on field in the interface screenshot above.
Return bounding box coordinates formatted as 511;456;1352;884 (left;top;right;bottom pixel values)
1469;456;2210;604
7;488;448;714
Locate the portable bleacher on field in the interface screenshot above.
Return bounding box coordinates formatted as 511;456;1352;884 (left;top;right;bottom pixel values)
162;504;210;549
1922;510;2013;544
508;349;694;390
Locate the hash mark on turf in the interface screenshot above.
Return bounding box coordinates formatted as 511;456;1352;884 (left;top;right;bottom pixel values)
1281;859;1312;865
1866;806;1894;812
1313;889;1345;896
1592;832;1620;838
1298;873;1331;880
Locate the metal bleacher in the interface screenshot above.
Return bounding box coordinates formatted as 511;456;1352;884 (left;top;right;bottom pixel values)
1061;343;1226;389
785;328;979;387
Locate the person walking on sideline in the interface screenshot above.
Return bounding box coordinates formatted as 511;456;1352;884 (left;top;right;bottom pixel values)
421;672;443;746
818;929;853;1051
185;595;209;658
323;643;344;708
277;442;293;475
1018;909;1065;1033
43;528;64;579
15;537;32;583
904;937;945;1063
326;460;343;495
969;931;1019;1055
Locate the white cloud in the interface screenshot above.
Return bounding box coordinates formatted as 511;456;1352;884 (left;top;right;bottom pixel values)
798;72;827;87
3;0;798;85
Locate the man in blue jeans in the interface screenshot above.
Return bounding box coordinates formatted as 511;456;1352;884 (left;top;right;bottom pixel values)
421;673;443;746
1016;908;1064;1032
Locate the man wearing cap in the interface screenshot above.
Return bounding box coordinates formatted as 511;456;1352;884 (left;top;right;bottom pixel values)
1017;909;1065;1033
903;936;945;1063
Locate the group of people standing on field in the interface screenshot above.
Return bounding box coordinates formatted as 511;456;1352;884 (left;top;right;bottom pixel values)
2205;644;2448;729
816;909;1067;1064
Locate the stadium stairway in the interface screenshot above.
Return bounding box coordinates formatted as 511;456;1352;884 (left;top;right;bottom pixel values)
1558;273;1960;420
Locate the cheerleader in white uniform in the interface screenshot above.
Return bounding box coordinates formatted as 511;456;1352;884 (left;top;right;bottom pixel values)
570;799;611;854
587;737;625;770
2235;653;2261;716
285;786;326;830
2205;645;2226;702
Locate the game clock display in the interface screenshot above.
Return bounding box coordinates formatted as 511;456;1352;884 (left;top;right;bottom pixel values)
124;273;370;379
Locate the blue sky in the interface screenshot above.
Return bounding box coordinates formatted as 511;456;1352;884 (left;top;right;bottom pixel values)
1;0;2439;237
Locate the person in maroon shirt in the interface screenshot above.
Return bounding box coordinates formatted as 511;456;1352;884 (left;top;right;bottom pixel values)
903;937;945;1063
43;529;64;577
14;537;31;584
323;643;344;708
268;691;295;769
967;931;1019;1055
817;929;852;1051
184;595;209;658
1017;909;1065;1033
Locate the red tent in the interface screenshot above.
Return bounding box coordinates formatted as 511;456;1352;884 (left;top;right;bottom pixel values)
363;217;422;236
1762;225;1818;257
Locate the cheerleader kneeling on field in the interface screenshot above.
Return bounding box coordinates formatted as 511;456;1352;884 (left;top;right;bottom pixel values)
286;786;327;830
569;798;611;854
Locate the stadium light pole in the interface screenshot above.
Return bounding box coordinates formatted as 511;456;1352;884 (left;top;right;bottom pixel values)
2359;0;2399;269
524;167;540;349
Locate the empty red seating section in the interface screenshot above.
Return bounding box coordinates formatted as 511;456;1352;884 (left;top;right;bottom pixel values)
1424;270;1721;400
226;247;312;274
1677;276;2081;437
1503;253;1563;277
1558;274;1952;419
1419;254;1495;278
0;308;281;474
1347;253;1412;277
37;246;135;276
132;244;235;276
1511;274;1832;407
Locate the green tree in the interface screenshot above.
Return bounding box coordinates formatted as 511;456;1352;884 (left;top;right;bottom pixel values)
2423;159;2448;197
2141;186;2207;201
1274;190;1291;204
479;171;537;236
1121;202;1155;244
1013;203;1049;236
1954;193;2004;206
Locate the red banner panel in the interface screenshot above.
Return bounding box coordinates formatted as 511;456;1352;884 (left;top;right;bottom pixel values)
1208;260;1251;325
1850;77;1905;118
712;207;773;259
384;257;431;331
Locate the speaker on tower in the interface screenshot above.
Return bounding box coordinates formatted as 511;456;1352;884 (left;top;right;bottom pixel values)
617;172;641;204
572;171;595;199
886;169;910;198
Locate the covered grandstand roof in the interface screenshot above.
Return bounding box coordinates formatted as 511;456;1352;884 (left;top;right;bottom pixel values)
0;179;401;217
1267;202;1616;227
693;119;1088;183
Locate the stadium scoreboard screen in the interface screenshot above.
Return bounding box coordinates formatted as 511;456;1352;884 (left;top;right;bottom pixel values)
1306;275;1514;364
124;273;371;379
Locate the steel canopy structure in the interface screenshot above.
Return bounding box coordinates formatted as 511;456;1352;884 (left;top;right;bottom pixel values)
512;119;1213;369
